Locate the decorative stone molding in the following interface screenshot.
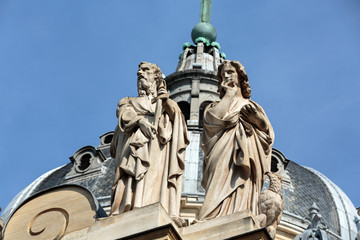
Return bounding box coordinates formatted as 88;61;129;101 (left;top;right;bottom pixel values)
98;131;113;147
3;185;106;240
166;69;219;130
294;203;329;240
97;131;114;161
176;43;224;72
271;149;293;191
65;146;103;180
180;195;204;223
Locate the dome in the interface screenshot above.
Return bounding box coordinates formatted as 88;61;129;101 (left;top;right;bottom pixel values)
305;167;358;239
1;137;358;240
0;165;68;225
0;132;116;227
269;150;359;239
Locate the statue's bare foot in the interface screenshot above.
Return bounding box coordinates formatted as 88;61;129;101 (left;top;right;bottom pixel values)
171;216;188;227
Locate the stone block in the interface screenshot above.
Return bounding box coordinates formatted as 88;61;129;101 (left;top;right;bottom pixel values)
181;209;268;240
87;203;180;240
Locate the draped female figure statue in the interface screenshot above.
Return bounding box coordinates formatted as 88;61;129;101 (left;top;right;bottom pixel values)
198;60;274;221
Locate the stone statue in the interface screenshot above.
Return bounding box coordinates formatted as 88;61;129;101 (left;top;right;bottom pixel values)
110;62;189;223
257;172;284;239
197;60;275;221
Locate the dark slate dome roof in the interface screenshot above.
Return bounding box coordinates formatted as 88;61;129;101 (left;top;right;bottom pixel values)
1;135;358;239
267;150;358;240
283;162;342;237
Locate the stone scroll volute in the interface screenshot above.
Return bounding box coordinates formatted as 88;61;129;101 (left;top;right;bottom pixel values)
3;185;104;240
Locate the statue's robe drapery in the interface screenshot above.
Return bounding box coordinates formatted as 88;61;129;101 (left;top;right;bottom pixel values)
110;96;189;217
199;98;274;220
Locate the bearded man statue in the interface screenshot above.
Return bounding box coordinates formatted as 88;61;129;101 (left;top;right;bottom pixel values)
197;60;274;221
110;62;189;223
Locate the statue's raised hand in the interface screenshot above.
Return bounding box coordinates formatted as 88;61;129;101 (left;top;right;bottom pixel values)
240;104;268;131
155;90;177;121
241;103;258;117
220;81;237;98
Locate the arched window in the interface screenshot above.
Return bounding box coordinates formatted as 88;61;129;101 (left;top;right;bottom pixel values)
199;101;212;127
178;101;190;122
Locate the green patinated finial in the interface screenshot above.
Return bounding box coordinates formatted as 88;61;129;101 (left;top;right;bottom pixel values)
191;0;217;44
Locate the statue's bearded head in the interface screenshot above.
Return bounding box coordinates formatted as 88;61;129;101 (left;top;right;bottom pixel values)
217;60;251;99
137;62;163;97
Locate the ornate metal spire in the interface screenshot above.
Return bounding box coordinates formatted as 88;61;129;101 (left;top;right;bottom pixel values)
294;203;329;240
200;0;212;23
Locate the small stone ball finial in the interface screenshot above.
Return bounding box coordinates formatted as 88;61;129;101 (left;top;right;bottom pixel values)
191;22;217;44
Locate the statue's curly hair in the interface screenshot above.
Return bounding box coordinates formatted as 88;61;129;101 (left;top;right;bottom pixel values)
217;60;251;99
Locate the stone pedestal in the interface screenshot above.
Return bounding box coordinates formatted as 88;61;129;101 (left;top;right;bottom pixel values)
86;203;181;240
75;203;270;240
181;209;270;240
5;191;270;240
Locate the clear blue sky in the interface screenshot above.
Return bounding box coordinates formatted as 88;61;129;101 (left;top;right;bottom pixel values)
1;0;359;212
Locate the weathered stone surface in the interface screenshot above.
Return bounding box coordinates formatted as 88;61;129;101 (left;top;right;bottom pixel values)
82;203;270;240
257;173;284;239
87;203;180;240
198;60;275;224
3;185;105;240
110;62;189;221
181;210;264;240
